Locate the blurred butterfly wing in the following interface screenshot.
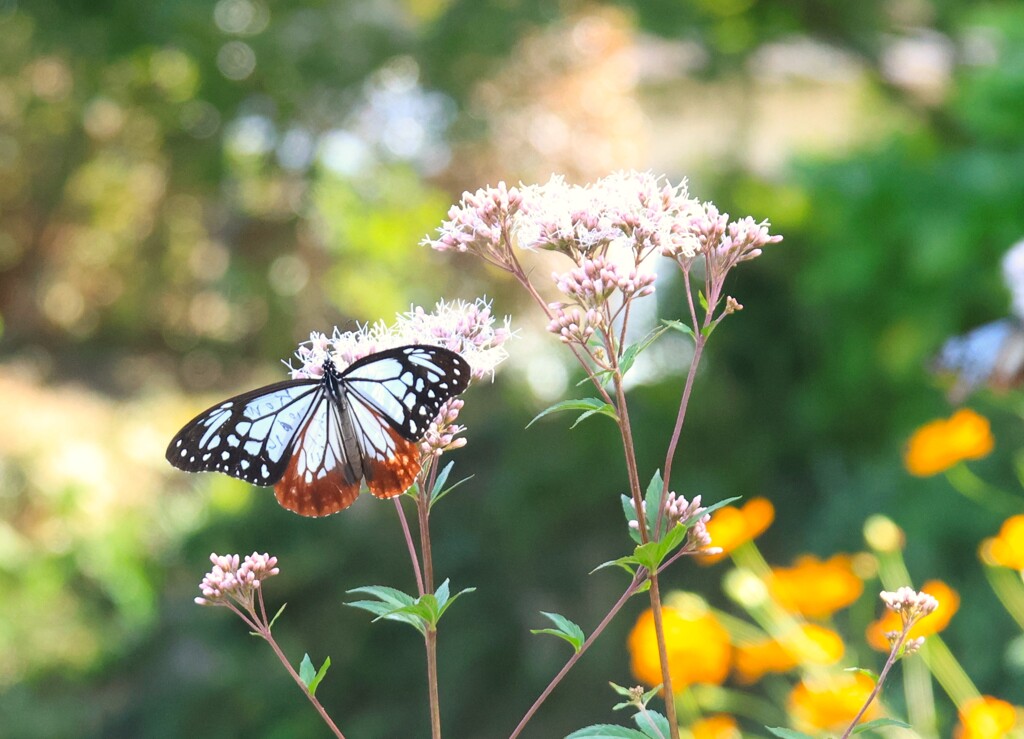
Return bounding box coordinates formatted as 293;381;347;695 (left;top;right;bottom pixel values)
274;392;364;517
934;318;1024;402
342;345;471;439
166;380;322;485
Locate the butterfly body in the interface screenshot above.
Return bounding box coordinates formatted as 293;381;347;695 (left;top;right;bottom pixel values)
167;345;469;517
934;318;1024;403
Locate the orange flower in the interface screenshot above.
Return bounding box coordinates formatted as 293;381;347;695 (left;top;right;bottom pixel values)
866;579;959;650
788;673;879;732
904;408;994;477
980;515;1024;570
628;605;731;690
734;624;844;683
768;554;864;618
955;696;1021;739
691;714;741;739
700;497;774;565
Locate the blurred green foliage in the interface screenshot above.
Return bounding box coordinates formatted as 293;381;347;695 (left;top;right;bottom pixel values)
4;0;1024;736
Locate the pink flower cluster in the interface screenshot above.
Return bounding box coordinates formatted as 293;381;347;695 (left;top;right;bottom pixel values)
195;552;280;607
419;398;467;457
664;202;783;277
289;298;512;383
627;491;716;553
423;181;527;269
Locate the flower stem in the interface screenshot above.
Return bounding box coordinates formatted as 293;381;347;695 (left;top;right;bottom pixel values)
416;461;442;739
509;574;643;738
394;497;425;596
839;628;907;739
260;626;346;738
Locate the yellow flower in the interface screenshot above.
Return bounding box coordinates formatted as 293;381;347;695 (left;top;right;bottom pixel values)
980;515;1024;570
734;623;844;684
955;696;1021;739
768;554;864;618
904;408;994;477
788;673;879;732
866;579;959;651
628;605;731;690
700;497;774;565
690;714;741;739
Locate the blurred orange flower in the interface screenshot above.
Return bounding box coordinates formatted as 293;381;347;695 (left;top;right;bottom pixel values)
788;673;879;732
691;714;741;739
904;408;994;477
768;554;864;618
955;696;1021;739
734;624;844;684
980;515;1024;570
866;579;959;651
628;605;731;690
700;497;774;565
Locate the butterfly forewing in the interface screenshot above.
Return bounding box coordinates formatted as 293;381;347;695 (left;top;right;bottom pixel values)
166;380;321;485
341;345;471;439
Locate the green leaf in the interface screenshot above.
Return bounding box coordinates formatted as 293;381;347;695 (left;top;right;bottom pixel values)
621;494;643;544
632;522;688;572
698;290;709;312
765;729;814;739
526;398;618;429
644;471;664;540
618;326;669;376
434;583;475;622
660;319;694;338
346;585;417;608
565;726;650;739
530;611;585;653
590;555;640;576
632;710;670;739
346;585;425;634
267;602;287;631
608;682;634;697
299;654;315;687
844;666;880;681
700;323;715;337
429;460;473;509
851;718;912;733
308;656;331;696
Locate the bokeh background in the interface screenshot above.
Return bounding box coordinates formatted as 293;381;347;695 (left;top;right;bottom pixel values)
3;0;1024;736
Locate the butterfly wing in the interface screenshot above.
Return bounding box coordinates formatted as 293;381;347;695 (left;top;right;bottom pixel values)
342;345;471;439
934;319;1024;402
274;391;365;517
166;379;322;485
341;345;470;499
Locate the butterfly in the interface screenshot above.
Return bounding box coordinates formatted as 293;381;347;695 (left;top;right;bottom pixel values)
933;318;1024;403
166;345;470;517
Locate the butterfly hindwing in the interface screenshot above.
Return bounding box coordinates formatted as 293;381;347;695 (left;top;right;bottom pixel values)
165;380;321;485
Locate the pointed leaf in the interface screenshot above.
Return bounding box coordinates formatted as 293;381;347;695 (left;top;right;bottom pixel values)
299;654;315;687
621;494;643;544
530;611;585;653
644;471;664;539
346;585;417;608
527;398;618;429
267;602;287;631
698;290;709;312
435;587;476;621
590;556;640;576
632;710;670;739
765;729;814;739
661;319;694;338
308;656;331;696
851;718;912;733
430;473;473;509
430;461;454;499
608;682;635;698
435;579;451;609
565;726;650;739
618;326;669;377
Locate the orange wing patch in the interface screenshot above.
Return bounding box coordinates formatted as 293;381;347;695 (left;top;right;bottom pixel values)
363;428;421;499
274;456;361;517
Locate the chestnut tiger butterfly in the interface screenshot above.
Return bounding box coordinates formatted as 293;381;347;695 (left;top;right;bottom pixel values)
166;345;470;517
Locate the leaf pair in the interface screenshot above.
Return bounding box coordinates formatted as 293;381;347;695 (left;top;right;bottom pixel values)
346;579;475;635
